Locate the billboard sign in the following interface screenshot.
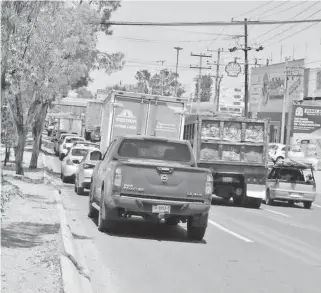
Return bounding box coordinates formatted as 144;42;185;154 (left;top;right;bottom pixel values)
291;104;321;170
249;59;304;113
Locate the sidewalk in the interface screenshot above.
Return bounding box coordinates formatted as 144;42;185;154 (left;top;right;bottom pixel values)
1;177;62;293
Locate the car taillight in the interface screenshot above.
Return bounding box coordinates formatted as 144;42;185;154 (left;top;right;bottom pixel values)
205;174;213;195
84;163;95;169
113;167;122;188
66;159;73;165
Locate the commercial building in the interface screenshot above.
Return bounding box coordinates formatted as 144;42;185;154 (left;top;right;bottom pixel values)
249;59;321;143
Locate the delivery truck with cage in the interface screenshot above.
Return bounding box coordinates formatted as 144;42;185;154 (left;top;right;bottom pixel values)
184;112;270;208
84;100;103;141
99;90;188;154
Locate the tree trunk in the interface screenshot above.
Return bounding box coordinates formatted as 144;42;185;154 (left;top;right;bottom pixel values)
4;147;10;166
15;125;25;175
29;103;48;169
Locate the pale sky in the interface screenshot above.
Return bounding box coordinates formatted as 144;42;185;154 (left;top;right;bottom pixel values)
87;0;321;95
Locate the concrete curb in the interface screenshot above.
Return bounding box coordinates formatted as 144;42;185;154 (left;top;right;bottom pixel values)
41;153;93;293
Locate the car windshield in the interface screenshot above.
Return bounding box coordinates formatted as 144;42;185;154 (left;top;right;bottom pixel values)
90;151;101;161
71;148;88;156
118;139;192;162
66;137;84;143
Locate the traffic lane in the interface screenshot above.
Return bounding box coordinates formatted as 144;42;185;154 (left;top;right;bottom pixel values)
210;201;321;262
58;185;321;293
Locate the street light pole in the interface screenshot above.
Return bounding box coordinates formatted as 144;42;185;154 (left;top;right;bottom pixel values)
174;47;183;96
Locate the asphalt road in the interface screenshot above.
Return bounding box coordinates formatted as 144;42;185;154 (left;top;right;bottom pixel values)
43;151;321;293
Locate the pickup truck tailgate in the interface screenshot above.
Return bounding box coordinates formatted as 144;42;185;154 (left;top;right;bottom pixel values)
119;160;208;201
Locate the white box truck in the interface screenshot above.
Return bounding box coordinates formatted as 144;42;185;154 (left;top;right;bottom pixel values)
84;100;103;141
100;90;188;154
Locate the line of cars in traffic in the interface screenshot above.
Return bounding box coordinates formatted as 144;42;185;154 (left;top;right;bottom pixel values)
51;132;102;193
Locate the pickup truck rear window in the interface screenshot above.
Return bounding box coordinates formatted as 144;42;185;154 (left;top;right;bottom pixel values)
118;139;192;162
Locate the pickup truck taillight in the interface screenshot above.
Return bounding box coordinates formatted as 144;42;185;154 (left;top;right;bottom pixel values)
113;167;122;188
205;174;213;195
84;163;95;169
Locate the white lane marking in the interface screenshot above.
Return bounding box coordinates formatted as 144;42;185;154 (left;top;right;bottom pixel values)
208;220;254;243
262;208;291;218
312;203;321;208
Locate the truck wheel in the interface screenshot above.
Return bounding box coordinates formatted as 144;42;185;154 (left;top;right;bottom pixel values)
303;201;312;209
165;217;179;226
62;174;68;183
98;191;114;232
187;223;206;241
247;198;262;209
88;186;98;219
233;196;244;206
265;190;274;205
187;215;207;241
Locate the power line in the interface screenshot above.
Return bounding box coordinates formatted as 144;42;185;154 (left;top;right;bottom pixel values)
259;0;309;19
106;36;232;43
234;0;275;19
100;19;321;27
257;3;321;44
265;20;321;47
256;0;290;18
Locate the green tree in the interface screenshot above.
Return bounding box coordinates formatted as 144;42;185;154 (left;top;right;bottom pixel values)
1;1;124;174
194;74;214;102
134;69;185;97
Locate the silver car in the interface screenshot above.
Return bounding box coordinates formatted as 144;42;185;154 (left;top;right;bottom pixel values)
59;136;85;160
74;149;102;195
60;145;91;183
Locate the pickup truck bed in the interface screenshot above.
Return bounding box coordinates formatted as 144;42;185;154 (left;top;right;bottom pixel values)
88;135;213;241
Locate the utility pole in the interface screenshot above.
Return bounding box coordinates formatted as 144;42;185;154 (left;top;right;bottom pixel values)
280;57;290;145
174;47;183;96
244;18;249;118
190;52;212;114
207;48;223;111
157;60;166;95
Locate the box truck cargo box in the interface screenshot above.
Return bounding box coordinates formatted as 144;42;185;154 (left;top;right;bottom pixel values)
100;91;188;154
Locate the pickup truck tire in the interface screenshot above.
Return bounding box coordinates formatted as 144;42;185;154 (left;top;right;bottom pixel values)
187;215;208;241
303;201;312;209
187;225;206;241
88;186;98;219
98;192;115;233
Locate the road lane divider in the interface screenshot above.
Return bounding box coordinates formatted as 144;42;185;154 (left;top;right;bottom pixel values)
208;219;254;243
312;203;321;208
261;208;291;218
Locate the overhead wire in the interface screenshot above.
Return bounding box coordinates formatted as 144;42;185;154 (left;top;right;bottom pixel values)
258;0;309;19
265;20;321;47
233;0;275;19
262;8;321;45
255;0;290;18
254;1;320;42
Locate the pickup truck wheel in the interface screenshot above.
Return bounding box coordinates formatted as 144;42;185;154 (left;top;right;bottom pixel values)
265;190;274;205
165;217;179;226
187;224;206;241
62;174;68;183
98;195;114;232
88;189;98;219
303;201;312;209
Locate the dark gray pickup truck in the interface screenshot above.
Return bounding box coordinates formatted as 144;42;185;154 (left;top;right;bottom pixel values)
88;135;213;240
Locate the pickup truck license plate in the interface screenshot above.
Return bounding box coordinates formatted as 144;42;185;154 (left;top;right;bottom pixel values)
222;177;233;183
290;193;301;198
152;205;171;214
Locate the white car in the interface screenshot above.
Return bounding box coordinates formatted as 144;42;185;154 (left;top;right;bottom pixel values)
59;136;85;160
74;149;102;195
60;146;92;183
269;144;305;163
